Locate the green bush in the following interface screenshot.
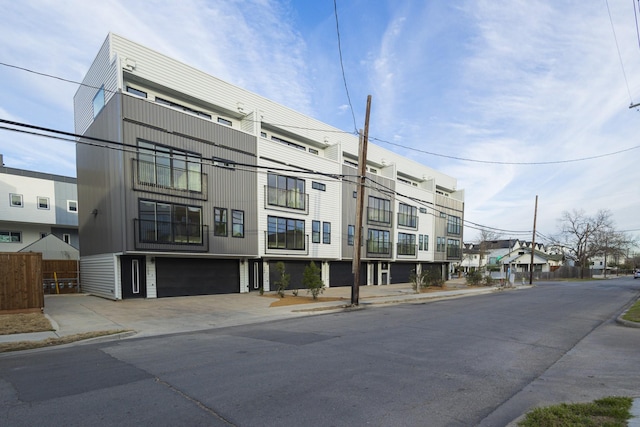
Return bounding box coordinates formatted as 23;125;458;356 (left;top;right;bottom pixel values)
482;275;494;287
274;262;290;298
303;261;324;300
466;270;483;286
410;269;444;292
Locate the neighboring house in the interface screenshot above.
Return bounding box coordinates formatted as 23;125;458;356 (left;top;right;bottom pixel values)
73;33;465;300
0;155;78;251
19;233;79;260
461;239;559;276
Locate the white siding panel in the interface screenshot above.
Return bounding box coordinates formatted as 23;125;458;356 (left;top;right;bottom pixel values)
145;255;157;298
0;174;56;224
80;253;118;300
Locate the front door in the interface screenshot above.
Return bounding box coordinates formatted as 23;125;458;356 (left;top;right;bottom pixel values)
121;256;146;299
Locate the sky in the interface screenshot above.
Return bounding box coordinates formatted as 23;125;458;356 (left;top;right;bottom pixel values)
0;0;639;244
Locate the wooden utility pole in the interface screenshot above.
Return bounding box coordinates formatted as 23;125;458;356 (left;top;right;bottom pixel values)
529;195;538;285
352;95;372;306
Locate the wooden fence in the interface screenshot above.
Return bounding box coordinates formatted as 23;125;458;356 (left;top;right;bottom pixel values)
42;260;80;294
0;252;44;313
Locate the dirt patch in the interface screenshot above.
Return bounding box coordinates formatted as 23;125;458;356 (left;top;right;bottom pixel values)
0;313;54;335
263;294;346;307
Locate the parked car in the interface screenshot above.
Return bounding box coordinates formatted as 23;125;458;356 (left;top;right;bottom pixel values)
634;271;640;279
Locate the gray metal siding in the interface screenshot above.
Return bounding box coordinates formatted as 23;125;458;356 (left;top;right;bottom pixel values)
76;94;126;257
53;181;78;226
121;95;258;256
80;253;118;300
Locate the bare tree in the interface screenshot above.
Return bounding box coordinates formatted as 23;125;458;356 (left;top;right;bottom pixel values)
591;227;637;277
556;209;615;278
476;229;502;272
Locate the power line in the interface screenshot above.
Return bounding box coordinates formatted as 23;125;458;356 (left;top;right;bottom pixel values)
605;0;634;105
333;0;358;134
633;0;640;52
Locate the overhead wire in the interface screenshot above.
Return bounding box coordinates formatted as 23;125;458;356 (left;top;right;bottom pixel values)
605;0;634;105
332;0;358;135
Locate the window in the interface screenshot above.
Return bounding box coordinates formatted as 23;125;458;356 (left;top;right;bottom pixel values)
344;159;358;168
267;216;305;250
126;86;147;98
0;231;21;243
138;200;202;244
260;131;267;138
397;233;416;256
232;210;244;238
419;207;427;214
40;232;47;239
312;220;321;243
271;135;305;151
353;191;357;198
217;117;232;126
212;157;236;170
93;85;105;117
447;215;461;235
447;238;461;258
437;237;446;252
367;229;390;254
312;181;326;191
267;173;306;210
419;234;429;251
397;177;411;185
10;193;23;207
309;148;319;155
323;222;331;244
348;225;355;246
138;140;202;193
155;96;211;119
37;197;49;210
440;212;447;218
214;208;227;236
67;200;78;213
367;196;391;224
398;203;417;228
63;234;71;244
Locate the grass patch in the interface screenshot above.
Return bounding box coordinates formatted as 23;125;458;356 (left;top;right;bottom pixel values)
518;396;633;426
0;313;54;335
0;330;130;353
622;299;640;322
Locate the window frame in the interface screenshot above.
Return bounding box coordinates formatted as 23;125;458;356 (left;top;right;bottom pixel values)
266;173;306;211
10;193;23;208
67;200;78;213
322;221;331;244
214;207;228;237
347;225;355;246
232;210;244;238
367;196;392;224
0;231;21;243
138;199;202;244
398;203;417;228
311;181;326;191
397;233;416;256
312;220;321;243
367;228;390;254
137;140;203;193
267;215;305;250
37;196;50;210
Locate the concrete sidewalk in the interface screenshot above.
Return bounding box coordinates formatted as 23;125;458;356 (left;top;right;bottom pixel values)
0;280;526;345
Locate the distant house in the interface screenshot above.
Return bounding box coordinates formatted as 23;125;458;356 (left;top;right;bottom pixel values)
0;155;78;251
460;239;560;276
19;233;79;260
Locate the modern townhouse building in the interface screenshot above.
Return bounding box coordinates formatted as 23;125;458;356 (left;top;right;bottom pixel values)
74;33;464;300
0;154;78;252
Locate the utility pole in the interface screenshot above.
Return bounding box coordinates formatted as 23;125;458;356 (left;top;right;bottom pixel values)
352;95;372;306
529;195;538;285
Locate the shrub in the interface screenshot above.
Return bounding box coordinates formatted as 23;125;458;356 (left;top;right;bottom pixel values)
274;262;290;298
424;269;445;288
466;270;483;286
303;261;324;300
482;275;494;287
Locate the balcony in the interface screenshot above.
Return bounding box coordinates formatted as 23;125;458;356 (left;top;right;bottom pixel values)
367;208;392;226
397;213;418;229
264;231;309;255
132;159;208;200
134;219;209;252
264;186;309;214
366;239;393;258
396;243;417;258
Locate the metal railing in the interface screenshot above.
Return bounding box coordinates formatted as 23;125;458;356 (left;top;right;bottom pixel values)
132;158;208;200
134;219;209;252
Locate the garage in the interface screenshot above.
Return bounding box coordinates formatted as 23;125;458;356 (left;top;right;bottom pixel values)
329;261;366;287
390;262;416;284
268;260;315;290
156;258;239;297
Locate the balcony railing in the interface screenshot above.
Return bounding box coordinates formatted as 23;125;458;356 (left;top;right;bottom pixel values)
367;208;392;226
447;248;462;259
134;219;209;252
264;231;309;255
366;239;393;258
397;213;418;229
396;243;417;258
132;159;208;200
264;186;309;214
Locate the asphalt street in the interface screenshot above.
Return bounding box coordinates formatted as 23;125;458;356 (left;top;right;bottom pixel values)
1;279;639;426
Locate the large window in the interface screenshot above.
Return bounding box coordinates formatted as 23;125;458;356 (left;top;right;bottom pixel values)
232;210;244;238
419;234;429;251
437;237;446;252
267;173;306;210
323;222;331;244
397;233;416;256
0;231;21;243
139;200;202;244
367;196;391;224
214;207;227;236
447;215;461;235
137;141;202;193
312;220;321;243
398;203;417;228
368;229;390;254
267;216;305;250
447;238;461;258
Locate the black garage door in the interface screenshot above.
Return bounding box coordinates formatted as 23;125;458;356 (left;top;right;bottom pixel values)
391;263;416;284
329;261;366;287
268;260;314;290
156;258;239;297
